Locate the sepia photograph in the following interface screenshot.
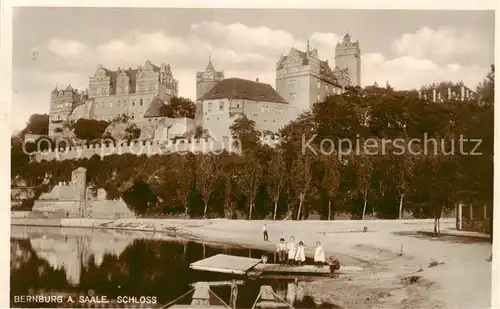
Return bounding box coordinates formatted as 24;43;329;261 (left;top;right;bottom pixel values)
3;2;498;309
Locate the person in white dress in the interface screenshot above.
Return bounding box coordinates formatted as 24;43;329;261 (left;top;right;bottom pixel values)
295;241;306;266
286;236;297;265
314;241;326;267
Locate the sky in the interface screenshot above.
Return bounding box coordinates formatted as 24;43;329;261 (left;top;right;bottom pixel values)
11;7;495;131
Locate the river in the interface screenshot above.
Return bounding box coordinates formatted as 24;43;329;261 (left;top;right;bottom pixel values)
10;226;338;308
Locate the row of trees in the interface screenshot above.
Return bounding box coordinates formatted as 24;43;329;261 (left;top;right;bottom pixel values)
11;68;494;235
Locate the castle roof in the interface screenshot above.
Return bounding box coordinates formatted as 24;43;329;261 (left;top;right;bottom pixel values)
343;32;351;43
277;48;341;87
65;84;74;92
101;61;162;95
199;78;288;104
206;55;216;72
144;96;167;118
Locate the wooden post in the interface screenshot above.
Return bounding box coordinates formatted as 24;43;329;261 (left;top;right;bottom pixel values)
229;281;238;309
457;204;463;230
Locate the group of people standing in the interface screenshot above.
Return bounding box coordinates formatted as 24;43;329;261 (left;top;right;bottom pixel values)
262;223;326;267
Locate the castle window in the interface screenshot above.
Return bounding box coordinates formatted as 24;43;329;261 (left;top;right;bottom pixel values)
317;81;321;88
208;103;213;112
288;79;297;88
261;106;269;113
289;92;297;100
219;102;224;111
149;84;155;92
140;99;143;106
317;94;321;101
325;85;329;92
110;101;113;107
132;100;136;107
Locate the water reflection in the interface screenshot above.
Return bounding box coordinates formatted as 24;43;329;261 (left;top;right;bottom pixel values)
11;226;337;308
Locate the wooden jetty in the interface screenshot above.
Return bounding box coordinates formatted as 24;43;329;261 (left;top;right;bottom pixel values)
252;286;295;309
163;282;231;309
252;264;363;276
189;254;362;277
190;254;262;275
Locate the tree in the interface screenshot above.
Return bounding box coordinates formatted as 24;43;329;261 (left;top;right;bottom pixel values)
125;124;141;141
267;150;288;220
220;154;240;218
174;156;195;215
195;155;220;218
392;152;416;219
476;64;494;106
159;97;197;118
355;153;373;219
170;97;197;118
230;115;260;153
290;154;314;220
123;180;157;217
234;154;263;219
322;155;340;220
74;119;109;141
22;114;49;136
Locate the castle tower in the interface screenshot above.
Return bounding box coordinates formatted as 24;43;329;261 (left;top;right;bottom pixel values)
195;56;224;126
335;32;361;87
275;43;343;116
196;56;224;100
48;84;80;136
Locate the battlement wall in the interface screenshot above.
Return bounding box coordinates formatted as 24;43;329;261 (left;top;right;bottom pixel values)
31;137;239;162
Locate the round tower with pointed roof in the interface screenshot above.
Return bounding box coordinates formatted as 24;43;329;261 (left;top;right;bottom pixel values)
335;32;361;87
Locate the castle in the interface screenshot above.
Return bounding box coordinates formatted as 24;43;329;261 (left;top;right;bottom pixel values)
48;60;179;136
275;33;361;115
47;33;362;139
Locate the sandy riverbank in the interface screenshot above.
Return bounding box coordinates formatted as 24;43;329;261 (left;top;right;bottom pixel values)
11;217;492;309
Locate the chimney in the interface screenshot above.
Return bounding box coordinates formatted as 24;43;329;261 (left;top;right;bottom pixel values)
448;87;451;100
256;78;259;82
432;89;436;102
306;40;310;55
461;86;465;101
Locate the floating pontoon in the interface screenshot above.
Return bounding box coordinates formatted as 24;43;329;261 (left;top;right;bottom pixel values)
189;254;363;276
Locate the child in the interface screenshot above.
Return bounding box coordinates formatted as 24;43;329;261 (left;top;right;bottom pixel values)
276;238;287;265
286;236;297;266
314;241;326;267
295;241;306;266
262;224;269;241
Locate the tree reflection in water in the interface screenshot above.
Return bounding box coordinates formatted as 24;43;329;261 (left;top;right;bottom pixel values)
11;236;337;308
